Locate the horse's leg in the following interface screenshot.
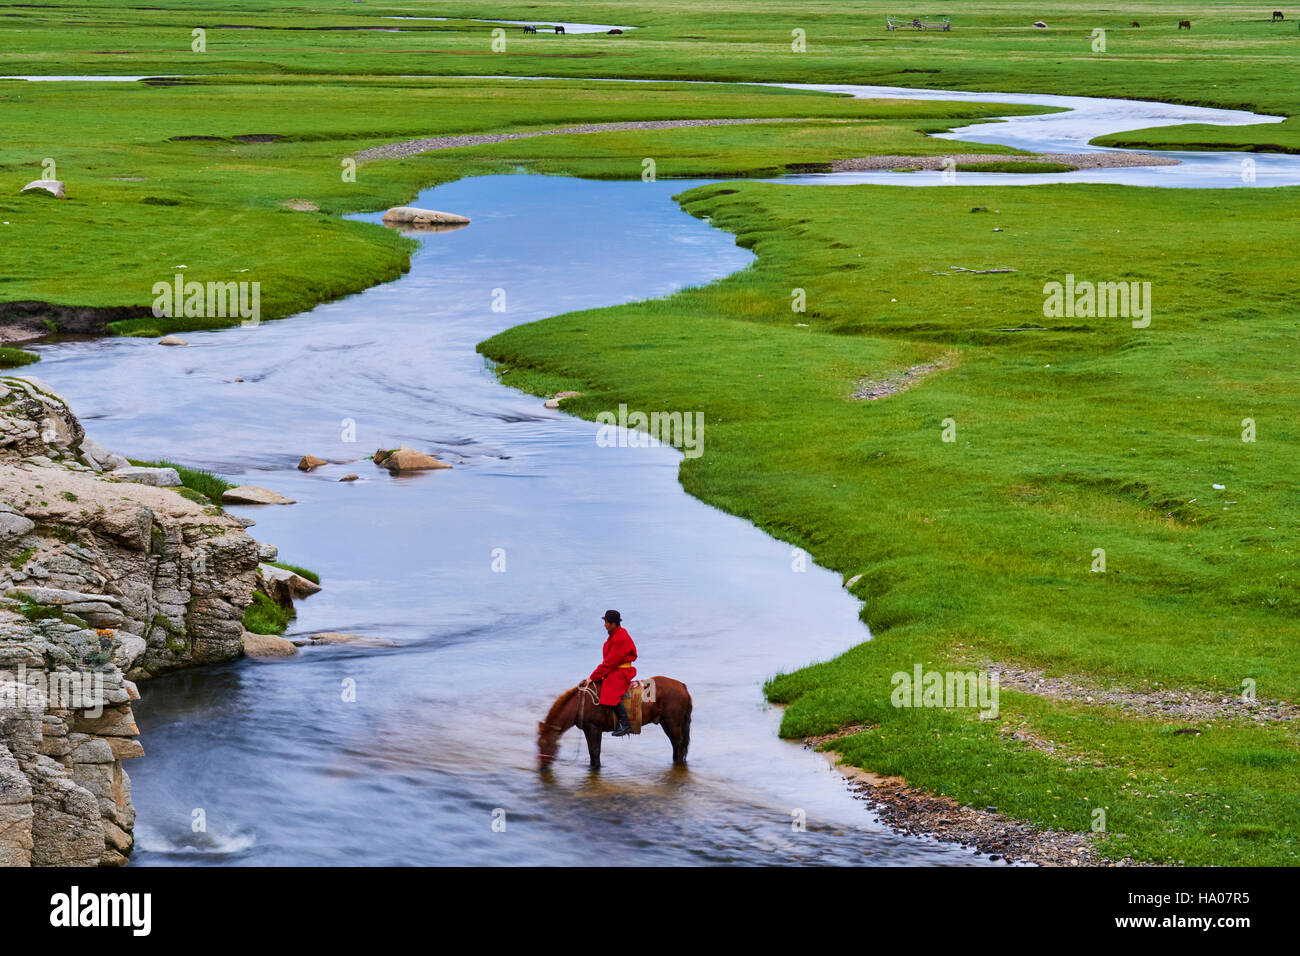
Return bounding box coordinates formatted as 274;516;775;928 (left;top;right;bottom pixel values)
675;705;691;763
584;724;602;769
660;717;680;762
660;709;689;763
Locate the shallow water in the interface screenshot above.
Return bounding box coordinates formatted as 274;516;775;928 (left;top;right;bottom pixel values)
769;82;1296;187
0;75;184;82
25;77;1290;866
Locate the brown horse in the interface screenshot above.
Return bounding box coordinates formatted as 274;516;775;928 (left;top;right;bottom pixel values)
537;677;691;769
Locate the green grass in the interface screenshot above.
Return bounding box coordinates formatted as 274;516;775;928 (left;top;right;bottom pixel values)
0;348;39;368
15;599;77;625
492;362;588;399
242;590;294;635
481;180;1300;865
1;1;1298;124
1097;119;1300;154
268;561;320;585
128;458;233;505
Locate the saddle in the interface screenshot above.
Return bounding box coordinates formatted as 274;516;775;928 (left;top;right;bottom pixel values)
579;679;650;734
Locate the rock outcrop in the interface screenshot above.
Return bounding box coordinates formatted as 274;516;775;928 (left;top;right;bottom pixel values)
0;375;273;867
222;485;295;505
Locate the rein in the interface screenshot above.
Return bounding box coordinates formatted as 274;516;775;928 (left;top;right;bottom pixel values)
576;680;599;728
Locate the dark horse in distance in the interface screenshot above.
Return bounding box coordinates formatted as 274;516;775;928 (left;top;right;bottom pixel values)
538;677;692;768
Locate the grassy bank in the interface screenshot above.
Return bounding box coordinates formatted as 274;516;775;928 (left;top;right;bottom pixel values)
0;348;39;368
481;181;1300;865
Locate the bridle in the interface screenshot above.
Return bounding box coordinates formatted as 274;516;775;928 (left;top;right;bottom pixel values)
538;721;564;761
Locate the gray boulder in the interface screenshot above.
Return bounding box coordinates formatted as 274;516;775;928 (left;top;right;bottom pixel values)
107;466;182;487
381;206;470;226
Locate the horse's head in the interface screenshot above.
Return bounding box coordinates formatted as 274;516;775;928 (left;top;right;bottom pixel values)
538;686;581;766
537;720;559;764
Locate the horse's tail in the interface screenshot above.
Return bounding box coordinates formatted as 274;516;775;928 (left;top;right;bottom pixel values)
679;690;691;760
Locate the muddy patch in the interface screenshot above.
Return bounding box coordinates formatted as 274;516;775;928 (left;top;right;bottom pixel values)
0;300;150;338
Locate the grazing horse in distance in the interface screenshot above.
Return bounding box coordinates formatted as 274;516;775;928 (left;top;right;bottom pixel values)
555;24;566;34
523;25;537;34
1178;19;1192;29
537;677;692;769
1131;21;1141;27
1274;11;1285;21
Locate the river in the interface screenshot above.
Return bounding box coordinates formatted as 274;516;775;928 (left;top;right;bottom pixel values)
24;81;1291;865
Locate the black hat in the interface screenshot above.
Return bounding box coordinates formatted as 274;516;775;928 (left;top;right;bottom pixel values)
602;609;622;624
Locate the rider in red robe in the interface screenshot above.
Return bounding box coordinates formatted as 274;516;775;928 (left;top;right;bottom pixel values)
590;610;637;736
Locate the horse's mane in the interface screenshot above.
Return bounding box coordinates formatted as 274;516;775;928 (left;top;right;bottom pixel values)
543;686;580;725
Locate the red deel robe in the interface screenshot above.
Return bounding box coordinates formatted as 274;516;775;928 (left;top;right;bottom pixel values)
589;626;637;705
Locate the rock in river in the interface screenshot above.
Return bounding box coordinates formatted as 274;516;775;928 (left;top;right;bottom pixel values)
298;455;327;471
222;485;296;505
303;631;398;648
241;632;298;659
373;447;451;472
381;206;470;226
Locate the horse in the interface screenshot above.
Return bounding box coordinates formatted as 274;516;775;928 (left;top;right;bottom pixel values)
1178;19;1192;29
555;25;566;34
1131;21;1141;27
1273;11;1286;21
523;25;537;34
537;677;692;769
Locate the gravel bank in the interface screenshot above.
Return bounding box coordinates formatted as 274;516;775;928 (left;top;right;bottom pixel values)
355;117;805;161
989;661;1300;724
805;734;1142;867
